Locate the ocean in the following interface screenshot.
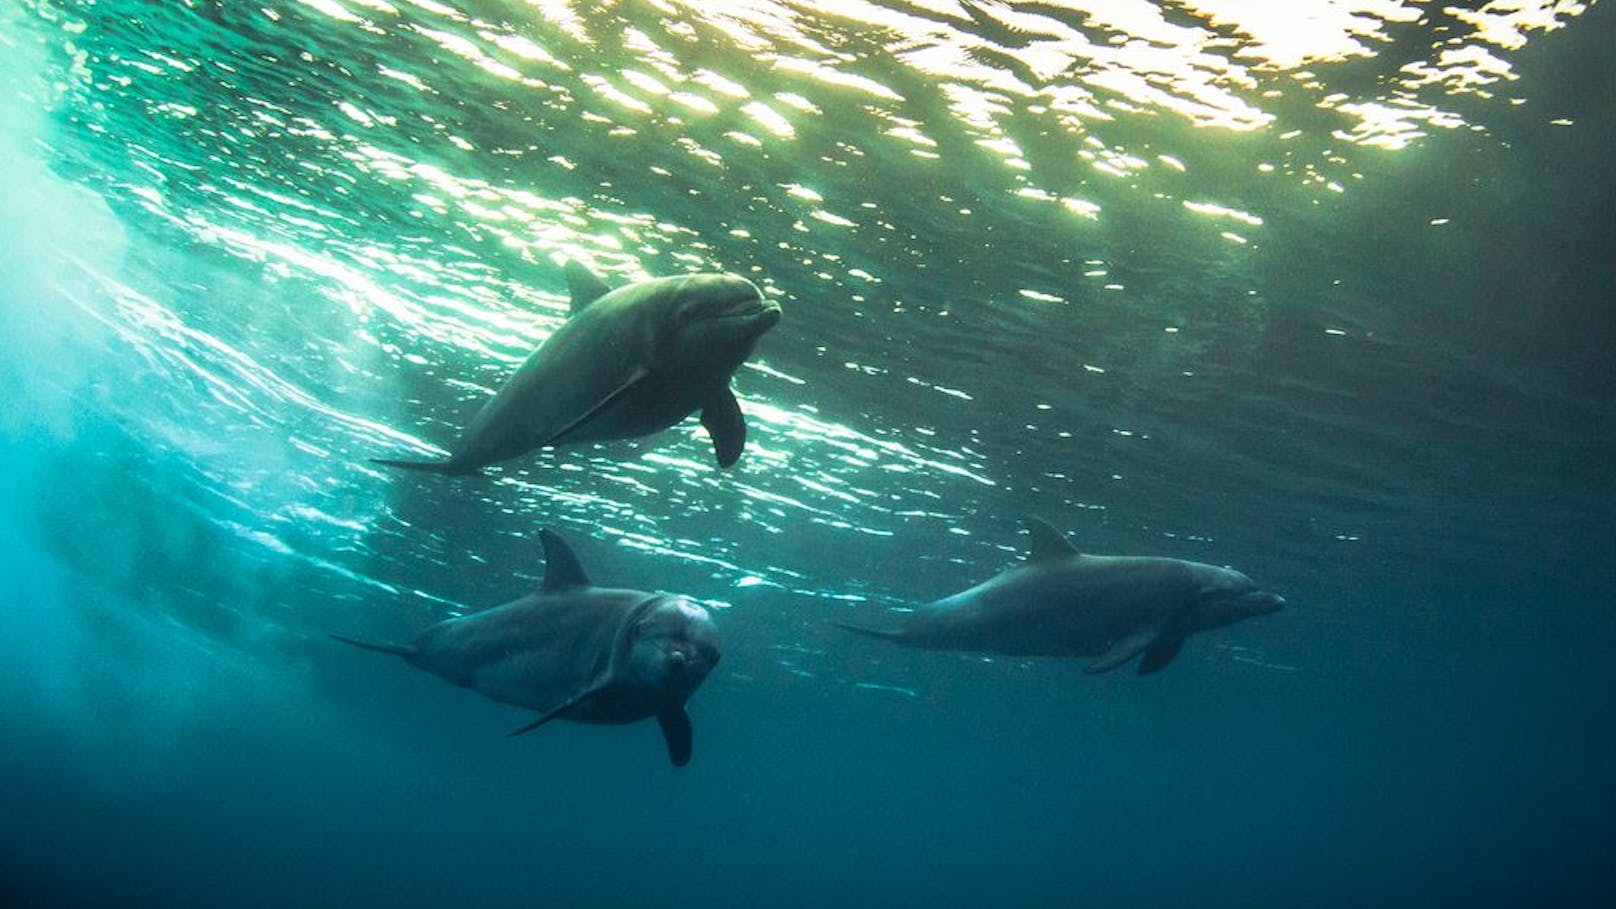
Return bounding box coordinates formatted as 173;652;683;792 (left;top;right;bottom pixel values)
1;1;1611;906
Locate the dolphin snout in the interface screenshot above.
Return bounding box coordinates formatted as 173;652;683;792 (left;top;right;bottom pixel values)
684;276;777;326
726;286;779;322
697;274;763;305
1251;591;1286;614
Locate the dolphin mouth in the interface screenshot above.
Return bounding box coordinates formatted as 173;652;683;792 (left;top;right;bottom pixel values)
717;291;776;313
668;651;717;681
1241;591;1286;614
749;302;783;326
709;299;781;329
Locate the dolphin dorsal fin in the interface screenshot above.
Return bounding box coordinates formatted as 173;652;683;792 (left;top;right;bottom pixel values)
1024;517;1080;561
538;529;592;591
564;260;612;314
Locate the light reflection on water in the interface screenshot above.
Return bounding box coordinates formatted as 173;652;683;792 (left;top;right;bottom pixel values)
5;0;1596;625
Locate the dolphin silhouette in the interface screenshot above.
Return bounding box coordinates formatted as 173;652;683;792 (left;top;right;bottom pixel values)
374;261;780;474
837;517;1284;674
333;529;721;766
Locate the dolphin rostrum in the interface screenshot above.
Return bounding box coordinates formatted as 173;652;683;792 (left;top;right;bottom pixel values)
374;261;781;474
837;517;1284;674
333;529;721;766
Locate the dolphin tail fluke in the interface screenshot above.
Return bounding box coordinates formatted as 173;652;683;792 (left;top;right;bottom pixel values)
329;633;415;658
369;456;477;476
831;620;907;641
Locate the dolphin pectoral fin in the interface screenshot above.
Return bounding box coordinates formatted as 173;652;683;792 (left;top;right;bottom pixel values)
831;620;907;642
1084;631;1155;674
506;709;567;738
543;366;651;446
700;389;746;468
330;634;416;658
507;683;607;737
657;707;694;767
370;456;480;476
1137;634;1186;675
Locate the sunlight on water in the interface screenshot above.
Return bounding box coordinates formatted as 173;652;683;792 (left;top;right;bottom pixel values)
4;0;1596;620
3;3;1612;902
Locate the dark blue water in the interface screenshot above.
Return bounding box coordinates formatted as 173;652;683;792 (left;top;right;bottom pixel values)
2;1;1612;906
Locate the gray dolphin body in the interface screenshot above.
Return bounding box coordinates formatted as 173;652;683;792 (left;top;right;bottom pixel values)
375;261;781;474
838;518;1283;674
333;530;721;766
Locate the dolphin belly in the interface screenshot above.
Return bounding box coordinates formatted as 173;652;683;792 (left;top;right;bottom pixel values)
560;684;666;725
896;606;1148;658
546;372;710;446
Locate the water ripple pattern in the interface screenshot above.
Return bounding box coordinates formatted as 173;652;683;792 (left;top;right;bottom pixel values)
6;0;1597;633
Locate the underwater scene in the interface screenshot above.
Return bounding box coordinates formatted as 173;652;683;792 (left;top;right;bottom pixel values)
1;1;1611;906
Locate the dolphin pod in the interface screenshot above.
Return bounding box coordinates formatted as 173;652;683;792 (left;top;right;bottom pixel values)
348;260;1287;765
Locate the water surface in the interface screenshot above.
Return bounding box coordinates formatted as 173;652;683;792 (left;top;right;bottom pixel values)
1;2;1612;907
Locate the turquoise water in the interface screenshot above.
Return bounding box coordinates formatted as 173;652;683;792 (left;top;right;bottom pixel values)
1;1;1612;906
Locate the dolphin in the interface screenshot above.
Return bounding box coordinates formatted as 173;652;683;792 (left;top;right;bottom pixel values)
332;529;721;766
836;517;1283;674
374;260;781;474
